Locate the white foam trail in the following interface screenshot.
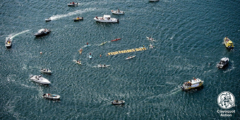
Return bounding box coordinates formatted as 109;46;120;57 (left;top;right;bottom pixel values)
50;8;96;21
8;30;30;40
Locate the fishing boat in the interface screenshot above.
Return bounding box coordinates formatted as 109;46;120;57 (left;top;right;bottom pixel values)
30;75;51;85
111;38;121;42
217;57;229;69
146;36;156;42
100;41;107;46
34;29;51;37
94;15;119;23
67;2;78;6
181;78;204;91
40;69;52;74
43;93;60;100
45;18;51;22
112;100;125;105
111;9;124;15
97;64;110;68
126;55;136;60
74;17;83;21
5;38;12;48
224;37;234;49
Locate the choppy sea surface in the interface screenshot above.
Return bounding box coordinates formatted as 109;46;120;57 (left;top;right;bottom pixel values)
0;0;240;119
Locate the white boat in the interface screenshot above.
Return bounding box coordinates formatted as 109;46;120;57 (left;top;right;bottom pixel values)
111;10;124;15
34;29;51;37
30;75;51;85
40;69;52;74
112;100;125;105
97;64;110;68
5;38;12;48
181;78;204;91
126;55;136;60
67;2;78;6
76;60;82;65
217;57;229;69
94;15;119;23
43;93;60;100
146;36;156;42
89;55;92;59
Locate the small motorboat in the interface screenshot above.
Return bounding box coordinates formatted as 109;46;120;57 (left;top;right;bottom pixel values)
74;17;83;21
146;36;156;42
97;64;110;68
89;55;92;59
43;93;60;100
217;57;229;69
100;41;108;46
111;10;124;15
94;15;119;23
34;29;51;37
30;75;51;85
45;18;51;22
181;78;204;91
76;60;82;65
126;55;136;60
111;38;121;42
5;38;12;48
67;2;78;7
224;37;234;49
40;69;52;74
112;100;125;105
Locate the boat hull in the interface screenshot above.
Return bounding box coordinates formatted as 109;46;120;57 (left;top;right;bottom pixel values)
181;82;203;91
94;18;119;23
111;38;121;42
45;19;51;22
111;10;124;15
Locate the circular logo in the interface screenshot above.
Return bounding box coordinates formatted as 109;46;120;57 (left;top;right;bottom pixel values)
217;91;235;109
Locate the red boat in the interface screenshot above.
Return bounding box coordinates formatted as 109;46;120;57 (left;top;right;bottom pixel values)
111;38;121;42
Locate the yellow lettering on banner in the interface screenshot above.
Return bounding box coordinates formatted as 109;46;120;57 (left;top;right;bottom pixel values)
132;49;136;52
135;48;140;51
127;50;131;52
124;50;127;53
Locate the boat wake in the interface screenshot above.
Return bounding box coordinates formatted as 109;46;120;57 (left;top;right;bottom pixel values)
49;8;96;21
7;30;30;40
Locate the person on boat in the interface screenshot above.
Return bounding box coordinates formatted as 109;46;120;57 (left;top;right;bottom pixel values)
90;53;91;55
73;2;74;4
118;9;120;13
87;42;88;45
96;16;98;19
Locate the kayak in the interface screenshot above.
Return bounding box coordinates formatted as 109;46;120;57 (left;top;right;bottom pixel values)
100;41;107;46
76;61;81;65
126;55;136;60
97;64;110;68
74;17;83;21
89;55;92;59
111;38;121;42
68;2;78;6
146;36;156;42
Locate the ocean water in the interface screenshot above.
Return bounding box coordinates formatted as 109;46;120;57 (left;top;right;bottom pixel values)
0;0;240;119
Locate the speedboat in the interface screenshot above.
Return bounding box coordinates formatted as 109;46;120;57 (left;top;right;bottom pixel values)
40;69;52;74
112;100;125;105
224;37;234;49
94;15;119;23
30;75;51;85
97;64;110;68
111;10;124;15
217;57;229;69
43;93;60;100
5;38;12;48
111;38;121;42
181;78;204;91
34;29;51;37
146;36;156;42
68;2;78;6
126;55;136;60
74;17;83;22
45;18;51;22
100;41;107;46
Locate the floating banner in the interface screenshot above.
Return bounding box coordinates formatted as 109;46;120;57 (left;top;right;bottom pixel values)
107;47;147;56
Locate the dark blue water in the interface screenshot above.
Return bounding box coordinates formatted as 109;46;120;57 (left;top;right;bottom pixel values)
1;0;240;119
